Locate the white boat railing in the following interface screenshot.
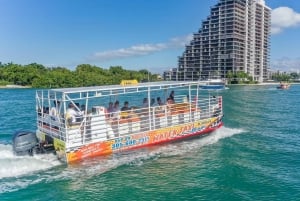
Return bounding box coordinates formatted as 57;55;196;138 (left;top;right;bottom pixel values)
37;95;222;148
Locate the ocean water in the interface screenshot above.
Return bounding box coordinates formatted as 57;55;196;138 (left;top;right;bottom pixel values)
0;85;300;201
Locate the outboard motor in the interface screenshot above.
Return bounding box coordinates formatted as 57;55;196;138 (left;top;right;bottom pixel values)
12;131;38;156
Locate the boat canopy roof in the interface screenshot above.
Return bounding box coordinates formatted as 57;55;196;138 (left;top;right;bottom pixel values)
46;81;200;94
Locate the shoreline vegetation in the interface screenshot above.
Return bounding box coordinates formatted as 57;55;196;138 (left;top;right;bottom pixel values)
0;84;31;88
1;82;300;89
1;62;299;89
0;62;162;88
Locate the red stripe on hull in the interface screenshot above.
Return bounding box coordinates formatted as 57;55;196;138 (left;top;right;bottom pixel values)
117;122;223;152
66;121;224;163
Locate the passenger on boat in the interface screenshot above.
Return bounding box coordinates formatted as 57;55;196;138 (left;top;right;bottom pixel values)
142;98;148;108
121;101;130;111
139;98;149;116
166;97;174;126
112;100;120;119
150;98;155;107
183;95;189;103
157;97;163;106
166;97;174;114
169;91;175;103
66;103;82;126
43;107;49;114
107;102;114;117
167;97;174;104
50;100;60;117
41;107;49;126
155;97;165;115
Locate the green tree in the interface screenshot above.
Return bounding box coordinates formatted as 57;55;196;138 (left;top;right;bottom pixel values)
0;62;162;88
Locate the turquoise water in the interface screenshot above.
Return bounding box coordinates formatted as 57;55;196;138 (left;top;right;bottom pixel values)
0;85;300;200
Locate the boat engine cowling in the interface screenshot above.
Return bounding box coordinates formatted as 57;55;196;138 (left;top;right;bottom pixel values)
12;131;38;156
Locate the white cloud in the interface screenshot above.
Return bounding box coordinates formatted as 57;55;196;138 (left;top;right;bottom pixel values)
88;34;192;61
88;6;300;62
169;34;193;47
272;7;300;34
271;57;300;72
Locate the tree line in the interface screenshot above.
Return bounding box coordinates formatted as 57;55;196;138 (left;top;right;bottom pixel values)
226;71;300;84
226;71;257;84
0;62;161;88
271;71;300;82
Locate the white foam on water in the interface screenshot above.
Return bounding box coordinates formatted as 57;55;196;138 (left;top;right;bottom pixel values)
146;126;245;158
0;144;61;179
0;144;62;193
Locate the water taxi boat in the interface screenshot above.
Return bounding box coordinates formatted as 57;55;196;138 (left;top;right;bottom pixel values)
13;80;223;163
198;77;226;90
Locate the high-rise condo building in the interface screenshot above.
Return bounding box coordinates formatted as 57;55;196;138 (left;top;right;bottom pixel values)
166;0;271;82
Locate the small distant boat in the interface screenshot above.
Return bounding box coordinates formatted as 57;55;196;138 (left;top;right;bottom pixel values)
199;77;226;90
277;82;290;90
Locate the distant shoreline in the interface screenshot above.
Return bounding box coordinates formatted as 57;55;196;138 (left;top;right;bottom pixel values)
227;82;300;86
1;82;299;89
0;85;31;88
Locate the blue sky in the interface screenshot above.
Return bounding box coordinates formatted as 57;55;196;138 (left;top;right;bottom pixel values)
1;0;300;73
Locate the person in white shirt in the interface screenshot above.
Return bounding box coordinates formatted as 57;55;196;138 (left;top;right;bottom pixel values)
112;101;120;119
66;103;80;126
50;100;60;117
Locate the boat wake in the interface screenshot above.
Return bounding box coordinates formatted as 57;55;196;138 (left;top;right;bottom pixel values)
0;144;62;179
0;126;244;193
0;144;62;193
138;126;245;159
